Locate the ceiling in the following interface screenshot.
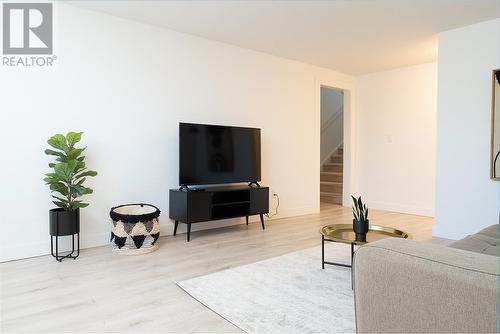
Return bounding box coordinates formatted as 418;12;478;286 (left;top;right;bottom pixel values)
72;0;500;75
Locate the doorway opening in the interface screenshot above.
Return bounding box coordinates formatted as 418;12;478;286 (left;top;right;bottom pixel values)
320;86;344;207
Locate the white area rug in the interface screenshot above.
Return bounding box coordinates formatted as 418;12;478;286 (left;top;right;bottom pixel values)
177;243;355;333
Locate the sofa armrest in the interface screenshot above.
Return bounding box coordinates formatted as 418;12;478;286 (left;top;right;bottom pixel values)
353;238;499;333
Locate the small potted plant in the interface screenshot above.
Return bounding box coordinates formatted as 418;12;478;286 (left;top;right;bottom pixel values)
351;195;369;242
44;132;97;254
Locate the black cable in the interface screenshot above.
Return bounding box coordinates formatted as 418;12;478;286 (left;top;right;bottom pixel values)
265;193;280;218
494;150;500;178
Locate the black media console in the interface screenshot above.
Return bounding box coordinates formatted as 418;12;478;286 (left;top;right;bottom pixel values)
169;185;269;241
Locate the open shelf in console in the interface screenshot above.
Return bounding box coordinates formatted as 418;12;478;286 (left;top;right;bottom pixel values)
212;189;250;205
211;202;250;219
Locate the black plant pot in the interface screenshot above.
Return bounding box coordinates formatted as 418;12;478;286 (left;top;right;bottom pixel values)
353;219;369;242
49;208;80;262
49;208;80;236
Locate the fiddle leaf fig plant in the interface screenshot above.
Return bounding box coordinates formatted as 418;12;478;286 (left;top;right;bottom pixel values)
351;195;368;221
44;132;97;211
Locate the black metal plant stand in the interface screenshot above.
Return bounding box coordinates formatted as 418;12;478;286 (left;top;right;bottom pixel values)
51;233;80;262
49;208;81;262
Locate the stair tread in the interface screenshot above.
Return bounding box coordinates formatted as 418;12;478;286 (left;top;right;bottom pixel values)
320;181;342;185
321;147;343;205
320;192;342;197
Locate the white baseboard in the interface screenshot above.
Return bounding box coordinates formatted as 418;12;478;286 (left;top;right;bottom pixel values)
0;204;318;263
0;232;110;263
162;204;318;234
367;200;434;217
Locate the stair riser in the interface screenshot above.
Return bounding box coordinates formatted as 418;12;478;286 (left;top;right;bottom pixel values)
321;195;342;205
323;165;343;173
321;183;342;193
320;174;343;182
321;147;343;204
330;156;343;163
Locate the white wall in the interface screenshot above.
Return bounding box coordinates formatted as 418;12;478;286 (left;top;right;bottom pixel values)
356;62;437;216
320;87;344;163
435;19;500;240
0;4;356;261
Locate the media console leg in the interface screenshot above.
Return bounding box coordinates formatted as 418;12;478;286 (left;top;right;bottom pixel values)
173;221;178;236
259;214;265;230
246;216;249;225
187;223;191;242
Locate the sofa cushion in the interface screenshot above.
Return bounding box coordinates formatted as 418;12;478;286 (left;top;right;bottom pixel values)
477;224;499;239
450;234;499;257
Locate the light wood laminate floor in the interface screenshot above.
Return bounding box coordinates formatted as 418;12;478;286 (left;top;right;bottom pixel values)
1;204;434;333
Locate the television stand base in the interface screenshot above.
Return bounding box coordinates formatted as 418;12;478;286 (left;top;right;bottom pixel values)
246;215;265;229
174;214;265;242
173;220;193;241
248;181;261;188
169;185;269;241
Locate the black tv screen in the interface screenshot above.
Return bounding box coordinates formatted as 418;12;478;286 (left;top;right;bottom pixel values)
179;123;261;185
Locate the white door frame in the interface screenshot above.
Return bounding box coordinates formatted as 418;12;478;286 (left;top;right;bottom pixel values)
316;78;356;208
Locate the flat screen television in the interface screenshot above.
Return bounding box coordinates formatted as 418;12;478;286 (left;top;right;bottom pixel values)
179;123;261;186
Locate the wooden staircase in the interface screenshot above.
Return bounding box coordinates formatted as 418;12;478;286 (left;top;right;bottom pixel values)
321;147;343;205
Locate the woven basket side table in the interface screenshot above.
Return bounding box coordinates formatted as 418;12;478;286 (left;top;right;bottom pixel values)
110;203;161;255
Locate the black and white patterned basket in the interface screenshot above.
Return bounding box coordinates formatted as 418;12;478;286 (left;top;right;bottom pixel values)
109;204;161;255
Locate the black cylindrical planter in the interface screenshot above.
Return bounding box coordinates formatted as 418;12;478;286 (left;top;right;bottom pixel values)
49;208;80;262
49;208;80;236
353;219;369;242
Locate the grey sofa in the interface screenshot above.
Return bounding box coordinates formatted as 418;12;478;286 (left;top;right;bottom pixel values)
353;224;499;333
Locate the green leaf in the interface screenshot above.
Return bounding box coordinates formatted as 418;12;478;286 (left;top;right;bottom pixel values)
66;132;83;148
48;163;56;168
52;200;68;209
67;159;78;173
44;149;66;159
54;160;78;180
351;195;358;209
70;185;93;198
47;134;69;153
50;182;69;195
53;163;70;180
52;195;68;203
67;148;85;161
75;170;97;179
44;173;65;184
74;161;86;173
70;185;84;198
70;201;89;209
